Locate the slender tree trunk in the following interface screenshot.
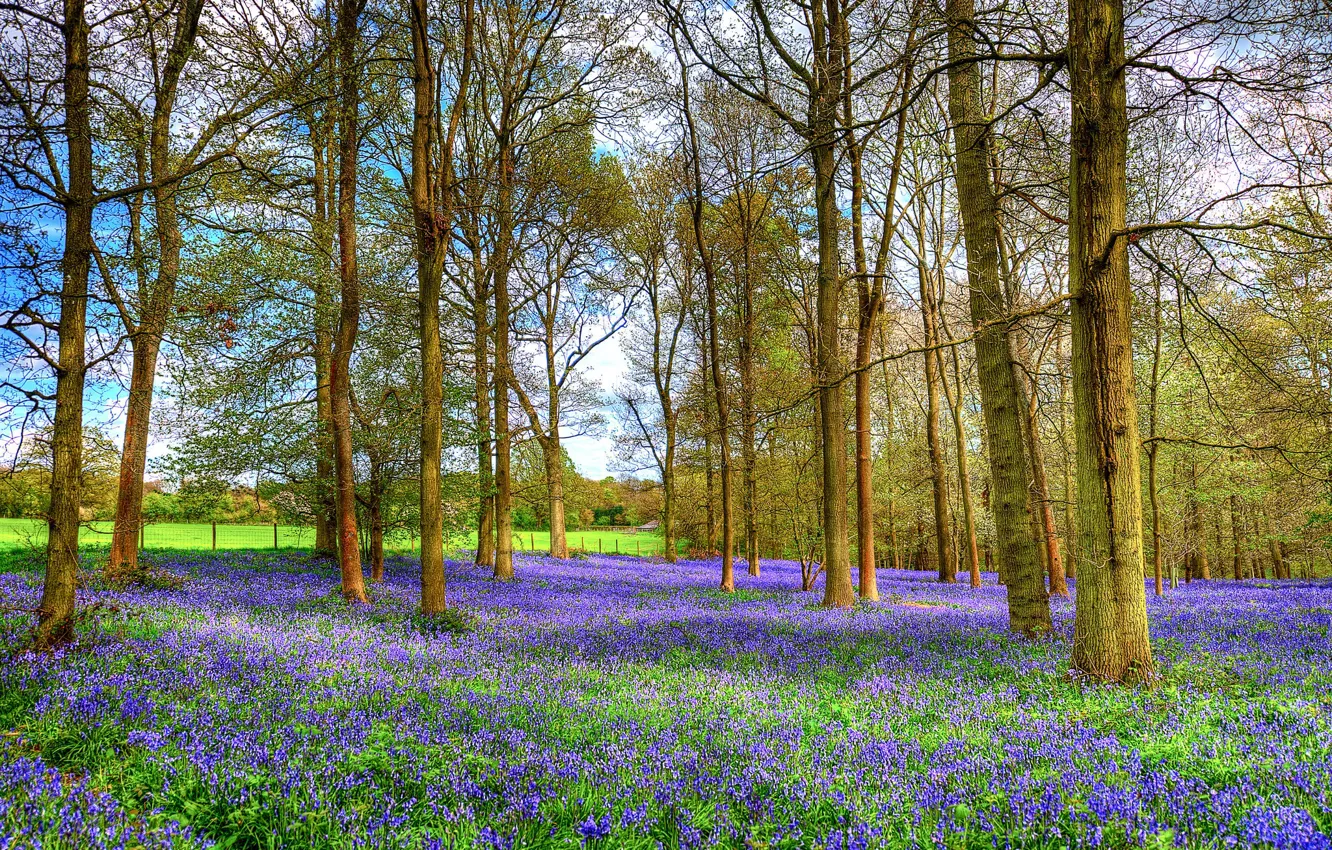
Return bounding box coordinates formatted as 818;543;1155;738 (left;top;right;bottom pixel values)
331;0;367;603
107;336;161;582
474;249;494;567
942;337;982;587
36;0;93;651
1230;494;1243;579
810;123;853;606
916;232;955;583
1068;0;1154;681
545;434;568;558
311;120;337;555
1024;377;1067;595
369;461;384;582
700;333;717;554
661;414;677;562
107;2;204;583
492;137;515;581
741;298;758;577
1058;331;1076;580
408;0;467;613
679;55;733;590
945;0;1051;634
844;35;910;601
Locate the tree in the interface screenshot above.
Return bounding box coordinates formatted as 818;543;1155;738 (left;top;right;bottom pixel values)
943;0;1051;634
408;0;471;613
1067;0;1154;681
331;0;369;602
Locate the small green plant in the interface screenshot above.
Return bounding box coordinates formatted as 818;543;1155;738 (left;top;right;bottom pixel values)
410;606;476;636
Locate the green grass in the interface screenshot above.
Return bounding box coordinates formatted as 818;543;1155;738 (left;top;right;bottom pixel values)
0;517;676;557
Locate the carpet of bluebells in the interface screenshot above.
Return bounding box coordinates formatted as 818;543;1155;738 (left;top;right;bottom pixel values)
1;550;1330;850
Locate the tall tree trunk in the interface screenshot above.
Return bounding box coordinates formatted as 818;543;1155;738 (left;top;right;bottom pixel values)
408;0;467;612
36;0;93;651
474;248;494;567
679;52;733;590
1058;330;1076;580
331;0;367;603
492;136;515;581
1022;375;1066;595
545;433;568;559
107;0;205;583
941;332;982;587
740;267;758;577
700;330;717;554
916;225;955;584
1230;494;1243;579
662;433;677;562
1147;288;1162;596
1068;0;1154;681
311;119;337;555
369;459;385;582
944;0;1051;634
810;60;853;606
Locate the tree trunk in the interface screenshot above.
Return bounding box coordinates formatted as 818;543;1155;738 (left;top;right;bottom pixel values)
473;249;494;568
311;118;337;555
917;234;955;584
544;435;568;559
1230;493;1243;579
369;462;385;583
1068;0;1154;681
1023;376;1067;595
107;335;161;583
107;1;204;583
492;137;515;581
679;58;733;590
408;0;466;613
36;0;93;651
332;0;367;603
942;337;982;588
944;0;1051;634
1058;331;1076;580
700;332;717;554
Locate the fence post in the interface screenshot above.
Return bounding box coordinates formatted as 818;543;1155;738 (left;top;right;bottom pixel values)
273;522;278;550
637;540;640;557
139;522;145;550
212;522;217;551
530;533;534;552
598;538;602;553
615;538;619;554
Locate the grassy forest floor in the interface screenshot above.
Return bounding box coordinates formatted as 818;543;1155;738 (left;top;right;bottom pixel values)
1;550;1330;849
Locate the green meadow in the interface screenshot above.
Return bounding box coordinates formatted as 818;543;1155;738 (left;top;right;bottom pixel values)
0;518;673;557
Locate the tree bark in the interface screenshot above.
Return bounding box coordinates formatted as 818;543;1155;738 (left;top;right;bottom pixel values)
944;0;1051;634
809;1;853;608
679;51;733;590
311;118;337;555
941;330;982;588
408;0;467;612
331;0;367;603
1022;375;1066;595
544;434;568;558
1068;0;1154;681
492;135;515;581
36;0;93;651
916;223;955;584
107;0;205;583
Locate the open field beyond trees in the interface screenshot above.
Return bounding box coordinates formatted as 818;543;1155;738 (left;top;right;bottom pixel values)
2;551;1330;849
0;519;675;558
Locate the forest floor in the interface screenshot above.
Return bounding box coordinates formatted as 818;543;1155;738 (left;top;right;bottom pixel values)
1;550;1329;849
